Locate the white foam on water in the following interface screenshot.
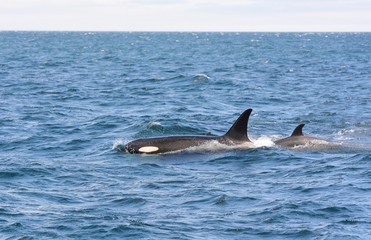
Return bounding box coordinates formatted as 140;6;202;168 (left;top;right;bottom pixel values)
112;139;125;151
334;128;368;142
252;136;276;148
194;73;211;81
147;121;162;127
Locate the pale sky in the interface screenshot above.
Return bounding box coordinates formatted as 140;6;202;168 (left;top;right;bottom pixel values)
0;0;370;31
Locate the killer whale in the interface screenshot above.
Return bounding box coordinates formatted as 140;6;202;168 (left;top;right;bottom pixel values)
125;108;254;154
275;123;371;153
275;124;332;148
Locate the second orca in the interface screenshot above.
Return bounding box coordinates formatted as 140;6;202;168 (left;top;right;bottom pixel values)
275;123;338;149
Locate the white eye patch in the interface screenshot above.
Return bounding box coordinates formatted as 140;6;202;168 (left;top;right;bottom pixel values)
138;146;159;153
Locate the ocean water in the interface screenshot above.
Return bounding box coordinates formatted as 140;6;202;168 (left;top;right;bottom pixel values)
0;32;370;239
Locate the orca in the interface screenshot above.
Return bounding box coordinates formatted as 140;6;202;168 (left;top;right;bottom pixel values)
274;124;332;148
125;108;254;154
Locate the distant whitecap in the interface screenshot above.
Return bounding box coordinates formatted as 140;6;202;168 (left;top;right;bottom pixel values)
193;73;210;81
147;121;162;127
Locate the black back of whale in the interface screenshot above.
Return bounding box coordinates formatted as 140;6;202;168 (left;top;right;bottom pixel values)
125;108;253;154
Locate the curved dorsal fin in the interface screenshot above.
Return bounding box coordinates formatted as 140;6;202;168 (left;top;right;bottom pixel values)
291;124;305;136
224;108;252;142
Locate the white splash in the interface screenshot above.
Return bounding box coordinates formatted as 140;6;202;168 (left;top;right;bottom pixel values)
112;139;125;151
147;121;161;127
194;73;211;81
334;128;366;141
252;136;275;148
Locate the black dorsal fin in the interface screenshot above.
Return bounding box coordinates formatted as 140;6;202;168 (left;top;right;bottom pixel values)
224;108;252;142
291;124;305;136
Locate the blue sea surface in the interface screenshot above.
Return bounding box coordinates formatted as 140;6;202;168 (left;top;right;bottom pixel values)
0;32;370;239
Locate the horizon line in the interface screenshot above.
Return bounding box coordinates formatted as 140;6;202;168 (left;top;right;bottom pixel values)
1;29;371;33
